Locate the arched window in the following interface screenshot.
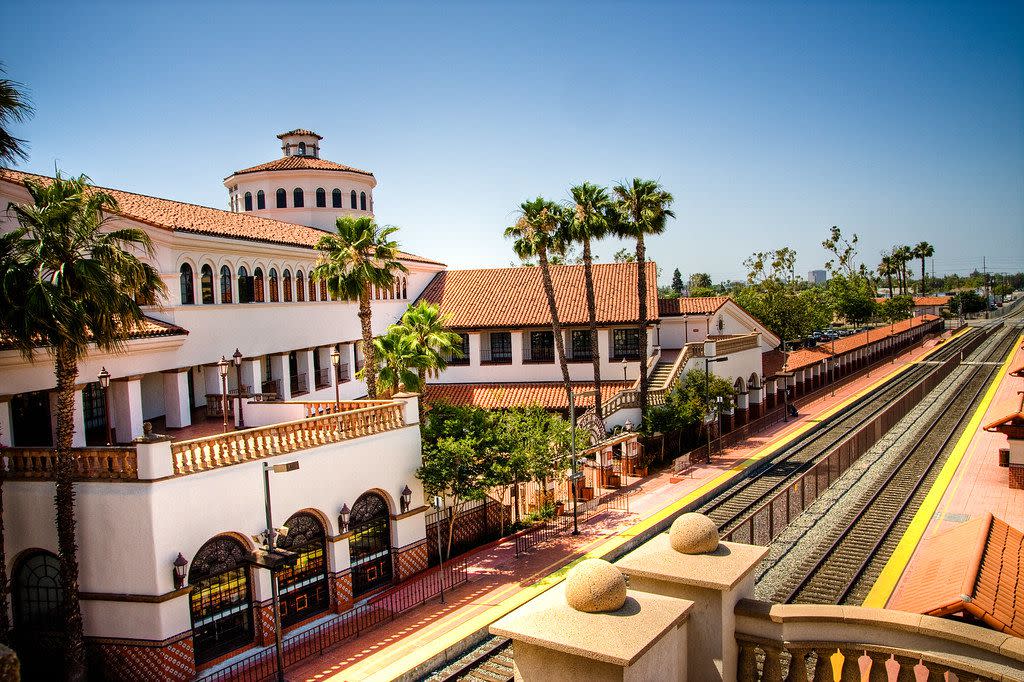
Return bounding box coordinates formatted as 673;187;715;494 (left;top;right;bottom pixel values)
243;192;253;211
315;188;326;208
12;551;64;678
180;263;195;305
277;513;329;625
296;271;306;302
332;188;342;208
298;141;306;156
360;191;367;211
319;279;328;301
269;268;279;303
253;267;265;303
276;188;287;208
349;492;394;595
309;275;316;302
256;190;266;210
293;188;304;208
188;536;254;664
237;266;252;304
220;265;233;304
350;190;357;209
201;264;214;304
283;269;292;302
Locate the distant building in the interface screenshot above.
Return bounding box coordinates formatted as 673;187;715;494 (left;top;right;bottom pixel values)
808;269;827;285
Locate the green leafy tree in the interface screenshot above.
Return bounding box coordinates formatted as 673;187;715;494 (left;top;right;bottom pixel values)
506;198;572;393
827;274;877;324
645;370;735;449
563;182;614;419
0;64;32;168
879;295;914;323
671;268;684;295
658;285;680;299
951;290;985;315
612;178;675;418
913;241;934;294
689;272;713;290
735;247;830;345
312;216;408;398
1;172;165;680
613;247;635;263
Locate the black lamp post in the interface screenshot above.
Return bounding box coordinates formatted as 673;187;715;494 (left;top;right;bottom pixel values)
233;348;246;429
703;356;728;461
172;553;188;590
400;485;412;514
338;503;350;533
217;356;229;432
98;367;113;445
331;347;341;414
261;460;300;682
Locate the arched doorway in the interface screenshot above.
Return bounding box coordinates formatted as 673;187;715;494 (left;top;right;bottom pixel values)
188;536;254;664
349;492;393;596
11;550;65;679
277;512;329;626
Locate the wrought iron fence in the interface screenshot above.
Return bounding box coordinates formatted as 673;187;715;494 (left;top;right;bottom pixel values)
195;556;468;682
425;499;508;566
289;373;308;396
514;488;631;556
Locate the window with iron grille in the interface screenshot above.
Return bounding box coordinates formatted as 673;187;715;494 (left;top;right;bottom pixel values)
188;537;254;664
445;334;470;365
571;330;593;360
529;331;555;362
349;493;393;596
201;264;215;304
613;329;642;359
487;332;512;363
277;513;329;626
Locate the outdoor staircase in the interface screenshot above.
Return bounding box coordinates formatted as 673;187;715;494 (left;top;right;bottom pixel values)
648;353;679;390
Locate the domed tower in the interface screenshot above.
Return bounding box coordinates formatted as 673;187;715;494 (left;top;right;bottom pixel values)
223;129;377;231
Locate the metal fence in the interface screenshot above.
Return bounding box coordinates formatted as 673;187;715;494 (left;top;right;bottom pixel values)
195;556;468;682
426;499;508;566
514;488;631;556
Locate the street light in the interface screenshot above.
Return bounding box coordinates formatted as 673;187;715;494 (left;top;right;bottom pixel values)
568;387;596;536
217;356;230;433
703;356;728;461
331;347;342;414
233;348;245;429
260;460;300;682
338;503;350;532
97;367;113;445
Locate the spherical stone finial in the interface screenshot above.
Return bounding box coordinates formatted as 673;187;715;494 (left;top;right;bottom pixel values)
564;558;627;613
669;512;719;554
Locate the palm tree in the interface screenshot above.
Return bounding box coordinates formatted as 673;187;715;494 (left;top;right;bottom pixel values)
505;198;572;394
371;327;424;396
312;216;407;399
0;63;33;168
397;301;464;406
913;241;934;294
612;179;675;418
878;255;895;297
2;172;164;680
894;245;913;295
562;182;613;419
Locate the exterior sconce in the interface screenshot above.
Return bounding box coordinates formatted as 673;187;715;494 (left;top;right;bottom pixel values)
338;503;350;533
400;485;412;514
173;553;189;590
97;367;111;389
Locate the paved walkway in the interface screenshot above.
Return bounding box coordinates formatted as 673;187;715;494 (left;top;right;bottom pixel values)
875;330;1024;610
281;331;957;681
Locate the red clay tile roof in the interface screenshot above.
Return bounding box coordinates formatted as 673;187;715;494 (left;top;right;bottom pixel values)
657;296;729;317
417;262;659;330
277;129;323;140
228;155;374;178
0;315;187;350
888;513;1024;638
783;347;833;372
0;171;441;266
426;381;632;411
874;296;952;307
781;316;940;371
762;349;787;378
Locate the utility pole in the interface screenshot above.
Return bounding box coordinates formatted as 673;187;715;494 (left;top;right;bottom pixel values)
984;256;990;319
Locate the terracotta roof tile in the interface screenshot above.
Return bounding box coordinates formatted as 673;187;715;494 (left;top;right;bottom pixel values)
888;514;1024;638
0;170;442;266
783;347;833;371
657;296;729;316
874;296;952;307
783;316;940;371
277;129;323;140
426;381;632;411
228;155;373;178
0;315;187;350
762;349;787;378
416;262;659;330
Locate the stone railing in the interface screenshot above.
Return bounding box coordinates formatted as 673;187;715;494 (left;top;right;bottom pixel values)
170;402;406;475
594;342;705;417
4;446;138;481
711;332;761;356
301;399;395;418
734;599;1024;681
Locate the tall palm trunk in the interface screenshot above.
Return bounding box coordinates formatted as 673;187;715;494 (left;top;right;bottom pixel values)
0;474;9;646
886;270;894;297
635;234;650;417
54;345;86;681
581;238;602;419
537;250;572;392
920;257;926;294
358;286;378;398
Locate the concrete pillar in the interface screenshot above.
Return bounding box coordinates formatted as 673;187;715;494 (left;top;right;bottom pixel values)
110;376;144;443
468;333;481;367
49;387;87;447
297;348;315;395
617;532;768;681
239;358;261;396
161;369;192;428
270;353;291;400
511;330;524;367
0;396;12;447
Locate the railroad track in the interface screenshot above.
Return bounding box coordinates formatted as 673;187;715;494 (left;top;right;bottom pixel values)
777;318;1022;605
697;325;984;536
421;637;513;682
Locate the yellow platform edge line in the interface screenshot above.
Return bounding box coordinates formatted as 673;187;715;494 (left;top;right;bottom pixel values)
861;331;1022;608
347;326;965;681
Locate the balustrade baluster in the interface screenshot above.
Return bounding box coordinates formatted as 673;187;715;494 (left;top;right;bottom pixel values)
762;643;786;681
737;640;759;680
866;652;890;682
786;647;811;682
814;648;836;682
839;648;862;681
893;655;918;682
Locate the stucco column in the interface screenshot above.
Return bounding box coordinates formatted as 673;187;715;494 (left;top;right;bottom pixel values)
511;331;524;368
50;386;87;447
110;375;145;443
0;395;12;447
161;369;192;429
468;333;481;367
239;358;261;396
270;353;291;400
297;348;315;395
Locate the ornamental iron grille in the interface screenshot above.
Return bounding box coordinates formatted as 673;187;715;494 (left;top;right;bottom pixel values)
349;493;394;596
529;331;555;362
613;328;642;359
488;332;512;363
571;329;594;360
276;513;329;626
12;551;65;679
188;536;254;664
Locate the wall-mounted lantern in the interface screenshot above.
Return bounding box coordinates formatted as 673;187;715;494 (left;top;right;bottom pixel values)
400;485;412;514
338;503;350;533
173;553;189;590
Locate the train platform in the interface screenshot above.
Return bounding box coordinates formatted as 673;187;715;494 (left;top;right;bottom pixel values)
284;328;961;681
866;329;1024;610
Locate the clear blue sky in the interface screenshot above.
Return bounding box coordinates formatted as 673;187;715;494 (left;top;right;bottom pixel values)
4;1;1022;282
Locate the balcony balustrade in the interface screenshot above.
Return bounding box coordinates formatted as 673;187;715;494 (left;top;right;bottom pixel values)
5;446;138;481
314;367;331;390
337;362;351;383
290;372;308;396
480;348;512;365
